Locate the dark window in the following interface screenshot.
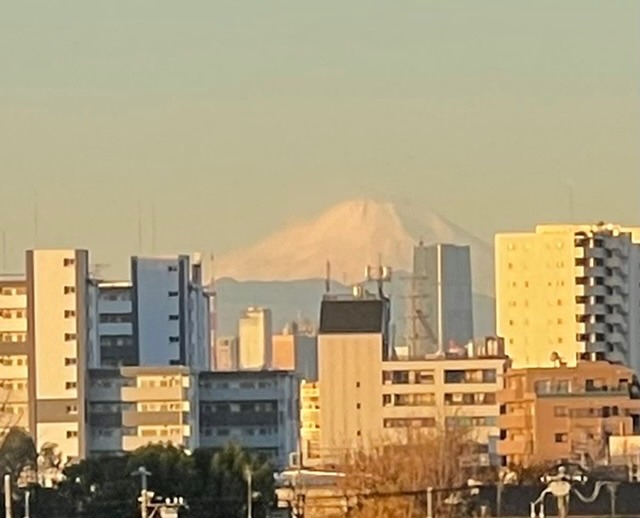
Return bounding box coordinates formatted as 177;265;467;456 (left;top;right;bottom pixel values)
555;433;568;443
168;291;179;297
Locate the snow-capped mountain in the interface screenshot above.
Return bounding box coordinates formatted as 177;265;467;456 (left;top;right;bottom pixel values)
216;198;494;296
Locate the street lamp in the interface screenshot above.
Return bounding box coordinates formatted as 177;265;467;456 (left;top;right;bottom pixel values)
131;466;152;518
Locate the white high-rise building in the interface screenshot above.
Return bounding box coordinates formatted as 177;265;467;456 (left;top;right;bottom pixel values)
27;249;90;462
496;223;640;370
409;243;474;357
239;307;272;370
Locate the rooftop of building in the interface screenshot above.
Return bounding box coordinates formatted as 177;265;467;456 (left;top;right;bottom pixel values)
319;296;386;335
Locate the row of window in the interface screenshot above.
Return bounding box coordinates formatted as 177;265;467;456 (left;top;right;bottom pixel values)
0;309;26;319
100;336;134;347
0;287;26;296
200;381;273;390
100;313;132;324
139;402;184;412
200;427;276;438
0;356;27;366
382;369;497;386
0;380;27;390
0;332;26;343
201;402;276;414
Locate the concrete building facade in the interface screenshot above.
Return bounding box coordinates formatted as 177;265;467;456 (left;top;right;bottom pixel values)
318;291;503;465
409;243;474;358
27;249;90;462
496;223;640;370
198;370;299;467
238;307;272;370
497;360;640;467
0;275;29;434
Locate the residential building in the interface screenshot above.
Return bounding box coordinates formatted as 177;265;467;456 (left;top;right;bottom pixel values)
132;255;211;369
497;359;640;467
214;336;239;371
238;307;272;370
318;289;503;464
496;223;640;370
198;370;299;467
300;380;321;465
27;249;90;462
0;275;29;434
93;281;135;367
88;366;197;456
409;243;474;358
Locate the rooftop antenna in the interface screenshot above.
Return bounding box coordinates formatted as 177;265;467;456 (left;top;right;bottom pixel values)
137;199;143;254
1;231;6;272
325;261;331;294
151;202;157;254
33;191;39;248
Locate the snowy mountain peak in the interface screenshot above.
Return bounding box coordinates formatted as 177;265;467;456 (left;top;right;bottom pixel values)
216;198;494;295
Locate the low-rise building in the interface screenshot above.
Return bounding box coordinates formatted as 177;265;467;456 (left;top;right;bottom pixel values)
198;370;299;467
497;358;640;467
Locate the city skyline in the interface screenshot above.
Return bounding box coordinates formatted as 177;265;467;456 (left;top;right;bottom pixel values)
1;1;639;275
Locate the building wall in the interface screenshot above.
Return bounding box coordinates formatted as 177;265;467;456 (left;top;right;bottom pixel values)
88;367;196;455
132;256;189;366
318;333;384;456
96;282;135;367
497;361;640;466
239;307;272;370
27;249;89;462
496;224;640;370
300;381;320;464
215;336;239;371
272;334;318;380
0;277;29;433
198;370;299;468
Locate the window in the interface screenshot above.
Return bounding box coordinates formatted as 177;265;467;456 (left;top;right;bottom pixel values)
557;318;563;325
64;333;76;341
64;310;76;318
65;382;77;390
63;258;75;267
66;430;78;439
169;336;180;343
66;405;78;415
168;265;178;272
64;357;77;366
555;433;568;443
169;315;179;321
554;406;568;417
168;291;179;297
64;286;76;295
557;299;563;306
356;403;361;410
356;381;360;388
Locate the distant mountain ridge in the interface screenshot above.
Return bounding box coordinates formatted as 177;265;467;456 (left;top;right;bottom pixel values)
216;198;494;296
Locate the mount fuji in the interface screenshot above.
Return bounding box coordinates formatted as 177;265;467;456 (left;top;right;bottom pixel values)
214;199;496;338
216;198;494;295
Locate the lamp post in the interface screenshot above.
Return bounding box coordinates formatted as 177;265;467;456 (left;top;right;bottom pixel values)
244;466;252;518
131;466;152;518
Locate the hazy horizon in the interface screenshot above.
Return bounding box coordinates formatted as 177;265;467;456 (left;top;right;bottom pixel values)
1;0;639;276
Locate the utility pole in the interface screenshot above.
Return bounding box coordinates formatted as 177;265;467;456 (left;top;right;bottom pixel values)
132;466;152;518
4;474;11;518
244;466;252;518
23;490;30;518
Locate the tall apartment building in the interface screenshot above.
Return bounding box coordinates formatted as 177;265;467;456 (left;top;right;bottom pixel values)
496;224;640;369
239;307;272;370
132;255;210;369
409;243;474;358
27;249;90;462
318;290;504;465
199;370;299;467
0;275;29;433
497;359;640;467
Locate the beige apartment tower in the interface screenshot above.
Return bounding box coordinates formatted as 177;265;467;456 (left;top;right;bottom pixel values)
27;249;90;462
496;224;640;370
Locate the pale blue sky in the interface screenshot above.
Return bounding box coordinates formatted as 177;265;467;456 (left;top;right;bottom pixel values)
1;1;638;274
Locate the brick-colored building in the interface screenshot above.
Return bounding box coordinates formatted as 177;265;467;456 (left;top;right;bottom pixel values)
498;359;640;467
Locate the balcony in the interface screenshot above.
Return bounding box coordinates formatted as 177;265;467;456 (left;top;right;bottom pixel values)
585;266;606;278
497;438;531;456
498;412;529;430
123;434;186;452
122;411;186;427
121;385;186;402
607;294;626;307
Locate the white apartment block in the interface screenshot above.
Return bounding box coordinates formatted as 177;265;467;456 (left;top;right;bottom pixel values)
27;249;90;462
0;275;29;433
239;307;273;370
318;293;506;466
88;366;198;456
496;224;640;370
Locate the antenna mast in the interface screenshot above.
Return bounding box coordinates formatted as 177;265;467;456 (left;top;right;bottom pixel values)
325;261;331;294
